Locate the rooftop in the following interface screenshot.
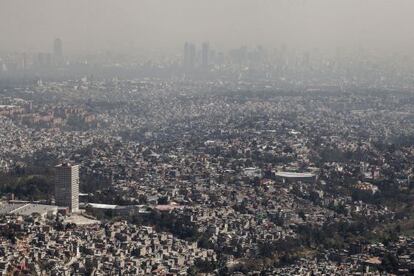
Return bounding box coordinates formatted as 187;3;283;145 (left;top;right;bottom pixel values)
0;203;57;216
274;172;316;178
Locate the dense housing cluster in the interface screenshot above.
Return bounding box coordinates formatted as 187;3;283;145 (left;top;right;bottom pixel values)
0;78;414;274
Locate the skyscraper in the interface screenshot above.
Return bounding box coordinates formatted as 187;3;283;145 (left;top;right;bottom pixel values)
201;42;209;69
55;163;79;212
53;38;63;66
183;42;196;71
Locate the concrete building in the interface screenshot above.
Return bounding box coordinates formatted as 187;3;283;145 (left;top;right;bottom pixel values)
55;163;79;212
274;171;317;184
202;42;209;69
0;203;58;218
85;203;138;218
53;38;63;66
183;42;196;71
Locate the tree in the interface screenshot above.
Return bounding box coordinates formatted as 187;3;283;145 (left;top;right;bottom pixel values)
380;253;399;273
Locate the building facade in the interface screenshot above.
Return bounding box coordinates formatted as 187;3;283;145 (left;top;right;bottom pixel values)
53;38;63;66
55;163;79;212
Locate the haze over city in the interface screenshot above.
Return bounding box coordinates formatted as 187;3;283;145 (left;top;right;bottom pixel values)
1;0;414;56
1;1;414;275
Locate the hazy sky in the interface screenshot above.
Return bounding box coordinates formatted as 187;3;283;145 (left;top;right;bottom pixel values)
1;0;414;55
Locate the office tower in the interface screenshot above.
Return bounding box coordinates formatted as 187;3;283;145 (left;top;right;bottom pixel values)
55;163;79;212
201;42;209;69
53;38;63;66
22;53;27;70
183;42;190;69
183;42;196;71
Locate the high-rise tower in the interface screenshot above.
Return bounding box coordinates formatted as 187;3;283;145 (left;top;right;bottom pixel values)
55;163;79;212
183;42;196;71
53;38;63;66
201;42;209;69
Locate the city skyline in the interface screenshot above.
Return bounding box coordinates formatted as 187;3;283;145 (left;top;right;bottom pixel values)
1;0;414;56
1;1;414;274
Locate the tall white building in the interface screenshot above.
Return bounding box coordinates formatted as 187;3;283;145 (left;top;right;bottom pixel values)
55;163;79;212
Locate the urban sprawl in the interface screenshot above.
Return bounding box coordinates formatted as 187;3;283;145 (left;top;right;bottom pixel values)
0;41;414;275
